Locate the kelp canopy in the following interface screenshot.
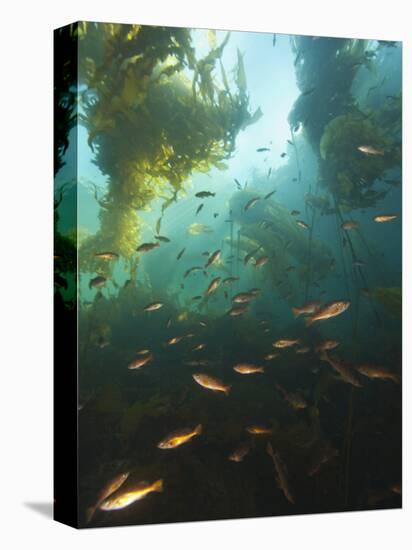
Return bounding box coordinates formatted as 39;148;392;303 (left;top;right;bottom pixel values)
288;37;401;210
77;23;259;270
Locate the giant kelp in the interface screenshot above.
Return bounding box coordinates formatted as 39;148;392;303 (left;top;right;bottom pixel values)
288;37;401;210
319;113;398;209
288;37;371;151
77;23;258;272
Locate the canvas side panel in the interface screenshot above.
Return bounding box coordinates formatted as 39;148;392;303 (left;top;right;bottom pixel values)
53;22;79;528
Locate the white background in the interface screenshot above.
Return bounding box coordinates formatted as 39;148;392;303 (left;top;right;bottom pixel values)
0;0;409;548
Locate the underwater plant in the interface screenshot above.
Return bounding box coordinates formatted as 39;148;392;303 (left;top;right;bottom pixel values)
76;23;259;272
319;113;398;208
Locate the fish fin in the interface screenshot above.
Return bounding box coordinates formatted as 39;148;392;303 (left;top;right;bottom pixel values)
195;424;202;435
85;505;96;524
304;316;314;327
153;479;164;493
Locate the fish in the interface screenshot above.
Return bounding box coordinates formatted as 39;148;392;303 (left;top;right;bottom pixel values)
199;321;207;327
192;344;206;352
244;197;261;211
167;336;184;345
256;147;270;152
275;383;307;409
95;252;119;260
213;212;219;218
99;479;163;511
196;204;204;215
192;373;231;395
320;351;362;387
205;277;221;295
222;276;240;284
232;291;258;304
290;210;300;216
304;300;350;326
157;424;202;449
155;216;162;235
249;288;261;296
374;214;398;223
227;305;249;317
195;191;215;198
229;443;252;462
296;347;310;354
266;443;294;504
272;34;276;47
184;360;212;367
264;353;279;361
128;352;153;370
184;266;203;278
296;220;309;229
255;256;269;268
315;340;340;352
143;302;163;312
234;178;242;189
357;364;400;383
267;167;272;178
341;221;358;230
246;425;272;435
187;223;213;236
155;235;170;243
89;276;106;289
357;145;385;156
264;190;276;200
233;363;264;374
86;471;130;523
192;295;202;301
177;248;186;260
273;339;300;348
291;301;321;317
136;242;160;253
280;152;287;158
205;249;221;268
244;246;262;265
308;445;339;476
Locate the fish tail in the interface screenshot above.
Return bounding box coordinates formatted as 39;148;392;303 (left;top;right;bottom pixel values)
319;350;328;362
195;424;203;435
291;307;300;317
153;479;164;493
391;374;401;384
258;368;265;373
224;385;231;396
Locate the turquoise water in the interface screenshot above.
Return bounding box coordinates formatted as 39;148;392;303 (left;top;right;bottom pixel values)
54;24;402;527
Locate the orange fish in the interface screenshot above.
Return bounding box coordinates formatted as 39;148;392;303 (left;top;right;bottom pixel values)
233;363;264;374
357;364;400;383
157;424;202;449
192;373;231;395
305;300;350;326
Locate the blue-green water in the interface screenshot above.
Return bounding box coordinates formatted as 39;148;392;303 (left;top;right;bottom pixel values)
54;24;402;527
